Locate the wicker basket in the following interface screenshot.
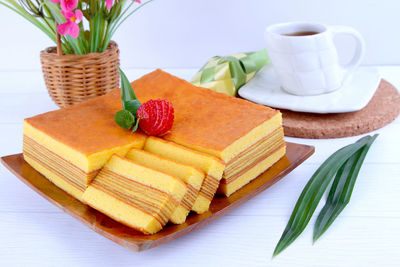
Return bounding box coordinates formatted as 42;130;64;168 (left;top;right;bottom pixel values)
40;41;120;108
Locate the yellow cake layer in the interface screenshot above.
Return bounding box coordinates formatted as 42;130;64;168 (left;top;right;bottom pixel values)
126;149;205;190
223;139;285;184
125;149;205;224
91;168;176;224
82;155;187;234
24;154;85;200
145;137;225;178
23;121;146;173
144;137;225;214
191;194;211;214
23;135;97;188
83;185;165;235
218;144;286;196
223;127;284;178
191;174;220;213
168;113;282;163
107;155;187;202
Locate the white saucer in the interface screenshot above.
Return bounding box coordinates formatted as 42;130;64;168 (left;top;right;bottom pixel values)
238;66;381;113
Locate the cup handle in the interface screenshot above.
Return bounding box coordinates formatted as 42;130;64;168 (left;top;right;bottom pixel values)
329;25;366;81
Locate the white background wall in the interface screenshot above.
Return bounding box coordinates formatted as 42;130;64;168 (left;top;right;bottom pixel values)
0;0;399;71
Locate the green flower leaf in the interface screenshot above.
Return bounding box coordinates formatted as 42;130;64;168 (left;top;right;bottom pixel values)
114;109;135;130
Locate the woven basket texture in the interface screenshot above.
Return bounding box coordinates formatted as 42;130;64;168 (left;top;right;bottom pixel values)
40;41;120;108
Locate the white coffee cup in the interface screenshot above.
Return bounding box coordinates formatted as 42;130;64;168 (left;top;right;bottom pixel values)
265;22;365;96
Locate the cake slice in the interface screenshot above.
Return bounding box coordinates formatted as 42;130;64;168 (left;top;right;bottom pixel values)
125;149;205;224
82;154;187;234
144;137;225;214
23;93;147;200
218;126;286;196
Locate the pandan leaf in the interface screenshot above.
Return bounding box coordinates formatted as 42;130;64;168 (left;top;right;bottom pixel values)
313;134;378;242
273;135;373;257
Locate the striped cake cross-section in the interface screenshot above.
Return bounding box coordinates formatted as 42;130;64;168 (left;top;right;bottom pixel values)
82;154;187;234
125;149;205;224
144;137;225;214
22;91;147;201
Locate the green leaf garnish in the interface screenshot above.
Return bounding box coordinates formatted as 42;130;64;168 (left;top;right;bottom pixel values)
132;118;140;132
123;99;142;116
115;65;140;104
273;135;376;257
313;134;378;242
115;109;135;130
114;65;142;131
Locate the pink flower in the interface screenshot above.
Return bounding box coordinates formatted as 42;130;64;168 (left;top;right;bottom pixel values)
61;0;78;11
57;9;83;38
105;0;119;10
51;0;78;11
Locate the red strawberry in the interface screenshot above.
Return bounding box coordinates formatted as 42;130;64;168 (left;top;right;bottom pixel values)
136;99;174;136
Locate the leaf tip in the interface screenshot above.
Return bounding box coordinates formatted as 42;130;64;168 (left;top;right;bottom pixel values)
272;244;283;258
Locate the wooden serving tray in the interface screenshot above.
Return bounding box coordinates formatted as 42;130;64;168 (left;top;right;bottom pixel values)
1;142;314;252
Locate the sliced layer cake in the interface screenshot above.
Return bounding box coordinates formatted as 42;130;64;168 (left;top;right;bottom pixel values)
132;70;286;196
219;126;286;196
125;149;205;224
23;69;286;233
23;94;146;200
82;154;187;234
144;137;225;214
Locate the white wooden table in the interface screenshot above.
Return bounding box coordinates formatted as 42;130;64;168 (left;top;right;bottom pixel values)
1;67;399;267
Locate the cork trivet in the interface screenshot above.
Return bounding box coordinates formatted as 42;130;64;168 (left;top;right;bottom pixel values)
282;80;400;139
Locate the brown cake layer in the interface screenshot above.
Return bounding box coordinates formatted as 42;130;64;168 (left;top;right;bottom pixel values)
181;184;198;210
223;127;284;178
91;168;177;226
197;175;220;201
222;141;286;185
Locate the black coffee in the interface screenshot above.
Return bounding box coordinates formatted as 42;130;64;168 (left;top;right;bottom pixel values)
284;31;319;36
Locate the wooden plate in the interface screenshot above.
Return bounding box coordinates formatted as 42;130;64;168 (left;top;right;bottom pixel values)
1;142;314;252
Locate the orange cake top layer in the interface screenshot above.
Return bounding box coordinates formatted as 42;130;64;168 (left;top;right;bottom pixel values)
25;69;279;159
131;69;280;156
24;92;146;155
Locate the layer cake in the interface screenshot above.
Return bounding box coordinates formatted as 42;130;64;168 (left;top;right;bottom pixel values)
132;70;286;196
23;94;147;200
125;148;205;223
218;126;286;196
82;155;187;234
131;69;283;163
23;69;286;232
144;137;225;214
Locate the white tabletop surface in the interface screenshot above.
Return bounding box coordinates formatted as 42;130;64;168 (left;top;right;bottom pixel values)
0;67;399;267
